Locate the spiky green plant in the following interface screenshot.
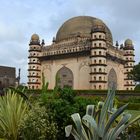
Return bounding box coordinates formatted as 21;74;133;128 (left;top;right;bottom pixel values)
0;90;28;140
65;89;140;140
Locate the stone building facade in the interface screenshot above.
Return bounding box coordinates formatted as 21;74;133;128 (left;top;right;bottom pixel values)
28;16;135;90
0;66;16;89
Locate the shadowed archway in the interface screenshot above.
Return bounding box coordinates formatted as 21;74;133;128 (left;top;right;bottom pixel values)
56;67;73;88
108;68;117;89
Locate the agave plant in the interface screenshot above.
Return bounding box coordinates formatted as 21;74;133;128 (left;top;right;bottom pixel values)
65;89;140;140
0;89;28;140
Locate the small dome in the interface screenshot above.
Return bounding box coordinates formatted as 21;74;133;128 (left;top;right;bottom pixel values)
31;34;39;41
125;39;133;46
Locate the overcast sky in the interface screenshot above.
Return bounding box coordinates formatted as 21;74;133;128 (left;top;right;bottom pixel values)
0;0;140;83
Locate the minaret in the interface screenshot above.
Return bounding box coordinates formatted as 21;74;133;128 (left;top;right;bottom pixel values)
90;20;107;90
123;39;135;90
28;34;41;89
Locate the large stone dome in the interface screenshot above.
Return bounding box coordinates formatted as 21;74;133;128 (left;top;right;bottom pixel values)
56;16;113;45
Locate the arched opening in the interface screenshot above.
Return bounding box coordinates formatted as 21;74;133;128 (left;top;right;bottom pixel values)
56;67;73;88
108;68;117;89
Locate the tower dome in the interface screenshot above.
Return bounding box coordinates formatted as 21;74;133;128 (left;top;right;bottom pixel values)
124;39;133;46
31;34;39;41
56;16;113;45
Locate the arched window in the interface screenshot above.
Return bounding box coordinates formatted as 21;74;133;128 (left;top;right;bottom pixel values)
99;85;101;89
108;68;117;89
99;68;102;72
99;76;102;81
56;67;73;88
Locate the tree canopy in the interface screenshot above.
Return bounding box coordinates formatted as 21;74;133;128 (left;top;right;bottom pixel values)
130;62;140;82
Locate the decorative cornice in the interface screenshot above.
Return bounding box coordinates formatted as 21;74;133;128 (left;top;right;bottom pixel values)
106;53;125;64
125;60;135;63
28;82;41;84
89;80;107;83
28;69;41;71
124;66;133;68
124;54;135;56
90;38;106;42
28;75;41;78
124;84;135;86
28;62;41;65
29;42;40;46
90;55;106;58
90;72;107;75
90;64;107;66
90;47;106;50
39;50;90;61
28;56;40;58
123;47;134;50
29;50;41;52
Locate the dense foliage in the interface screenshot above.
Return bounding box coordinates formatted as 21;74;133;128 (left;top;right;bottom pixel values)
65;89;140;140
39;87;100;140
19;104;58;140
0;90;28;140
130;62;140;82
0;78;140;140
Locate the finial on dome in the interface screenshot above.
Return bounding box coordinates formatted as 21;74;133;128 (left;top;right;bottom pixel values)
41;39;45;46
52;37;56;43
120;44;124;49
115;41;119;47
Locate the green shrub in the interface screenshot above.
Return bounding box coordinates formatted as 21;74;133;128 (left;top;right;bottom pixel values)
65;89;140;140
135;84;140;91
118;102;140;110
19;104;58;140
0;90;28;140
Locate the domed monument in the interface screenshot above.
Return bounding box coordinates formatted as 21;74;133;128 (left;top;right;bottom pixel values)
28;16;135;90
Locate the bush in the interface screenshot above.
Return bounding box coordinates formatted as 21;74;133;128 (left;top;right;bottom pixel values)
135;84;140;91
0;90;28;140
19;104;58;140
118;102;140;110
41;87;100;140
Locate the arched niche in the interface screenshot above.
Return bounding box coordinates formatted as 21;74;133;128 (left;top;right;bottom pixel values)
56;66;73;88
108;68;117;89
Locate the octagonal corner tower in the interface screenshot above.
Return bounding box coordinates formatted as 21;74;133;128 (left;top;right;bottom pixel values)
56;16;113;46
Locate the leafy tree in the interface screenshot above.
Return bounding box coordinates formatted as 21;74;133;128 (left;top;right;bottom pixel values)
130;62;140;82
